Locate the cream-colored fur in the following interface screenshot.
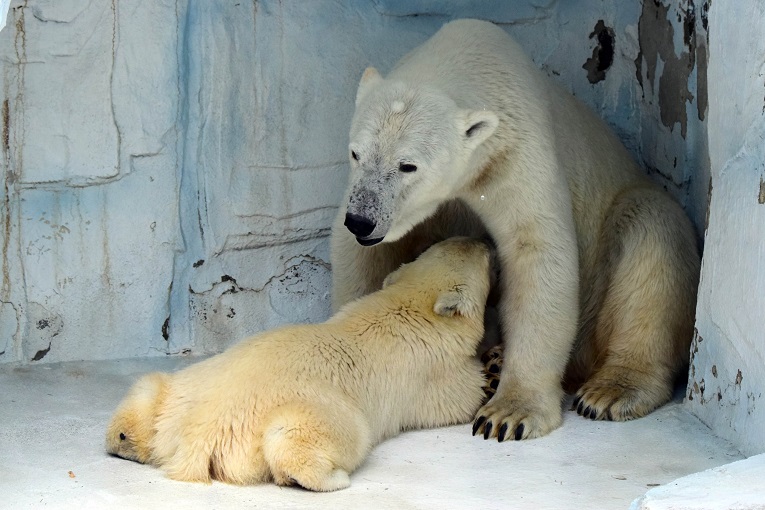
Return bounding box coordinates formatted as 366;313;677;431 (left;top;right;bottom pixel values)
331;19;700;441
106;238;491;491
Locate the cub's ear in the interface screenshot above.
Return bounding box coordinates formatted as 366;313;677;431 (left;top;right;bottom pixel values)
434;286;471;317
356;67;383;107
460;109;499;151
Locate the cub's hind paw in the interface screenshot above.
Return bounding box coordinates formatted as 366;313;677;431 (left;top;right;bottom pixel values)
480;345;504;401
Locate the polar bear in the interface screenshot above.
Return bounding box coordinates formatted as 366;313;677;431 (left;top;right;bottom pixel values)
106;237;492;491
331;19;700;441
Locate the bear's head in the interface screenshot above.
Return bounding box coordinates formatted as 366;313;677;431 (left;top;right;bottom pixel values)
344;67;498;246
382;236;495;321
105;372;168;464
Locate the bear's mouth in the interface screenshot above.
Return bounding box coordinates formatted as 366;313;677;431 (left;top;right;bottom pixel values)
356;236;384;246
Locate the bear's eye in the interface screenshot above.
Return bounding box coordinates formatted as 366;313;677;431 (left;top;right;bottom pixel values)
399;163;417;173
119;433;126;441
351;150;360;161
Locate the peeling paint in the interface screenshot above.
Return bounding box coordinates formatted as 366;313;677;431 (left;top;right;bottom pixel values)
31;341;51;361
696;39;708;120
700;0;710;31
161;316;169;341
583;20;615;84
635;0;696;138
705;176;713;232
24;302;63;362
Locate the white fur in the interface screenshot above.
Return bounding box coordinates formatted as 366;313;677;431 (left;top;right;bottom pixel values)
106;238;491;490
331;19;700;439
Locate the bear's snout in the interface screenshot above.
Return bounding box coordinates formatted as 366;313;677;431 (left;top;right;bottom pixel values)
344;213;376;238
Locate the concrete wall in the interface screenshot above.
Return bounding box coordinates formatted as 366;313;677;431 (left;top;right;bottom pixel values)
687;0;765;456
0;1;709;369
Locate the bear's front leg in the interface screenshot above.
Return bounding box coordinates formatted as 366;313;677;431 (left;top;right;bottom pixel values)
473;229;579;441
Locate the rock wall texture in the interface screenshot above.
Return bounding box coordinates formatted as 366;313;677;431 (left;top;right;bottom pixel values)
0;0;708;364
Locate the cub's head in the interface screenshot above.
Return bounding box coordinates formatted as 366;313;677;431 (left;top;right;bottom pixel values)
382;237;495;321
105;372;168;464
344;67;498;246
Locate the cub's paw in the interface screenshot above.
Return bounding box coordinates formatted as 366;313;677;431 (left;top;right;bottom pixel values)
480;345;504;401
473;387;562;442
572;367;670;421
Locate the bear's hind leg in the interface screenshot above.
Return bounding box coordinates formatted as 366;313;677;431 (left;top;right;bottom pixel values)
261;400;371;492
574;187;700;421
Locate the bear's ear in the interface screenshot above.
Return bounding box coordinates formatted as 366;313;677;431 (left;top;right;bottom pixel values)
356;67;383;107
434;286;471;317
460;109;499;152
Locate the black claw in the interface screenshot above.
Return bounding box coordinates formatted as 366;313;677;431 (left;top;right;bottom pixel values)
497;423;508;442
490;378;499;390
583;406;592;418
488;364;500;374
483;421;493;440
514;423;525;441
577;401;585;415
571;396;581;410
472;416;486;436
589;408;597;420
606;409;614;421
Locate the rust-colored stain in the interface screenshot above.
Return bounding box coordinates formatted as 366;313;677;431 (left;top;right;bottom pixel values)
2;99;9;154
758;176;765;204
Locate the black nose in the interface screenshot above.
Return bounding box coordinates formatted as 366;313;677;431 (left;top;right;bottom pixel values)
344;213;376;238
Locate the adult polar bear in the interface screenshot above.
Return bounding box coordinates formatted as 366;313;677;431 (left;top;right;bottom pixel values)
330;19;700;441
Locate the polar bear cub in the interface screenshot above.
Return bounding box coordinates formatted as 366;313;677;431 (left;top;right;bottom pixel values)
106;237;491;491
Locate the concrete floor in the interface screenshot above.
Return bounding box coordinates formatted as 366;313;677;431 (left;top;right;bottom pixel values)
0;357;745;510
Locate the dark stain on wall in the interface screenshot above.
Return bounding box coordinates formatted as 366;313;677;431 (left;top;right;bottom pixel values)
696;40;708;121
583;20;615;84
759;176;765;205
705;176;713;232
162;316;170;341
635;0;698;138
701;0;710;31
2;99;9;153
31;342;51;361
26;303;63;362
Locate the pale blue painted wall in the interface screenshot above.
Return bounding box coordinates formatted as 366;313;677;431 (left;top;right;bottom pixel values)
1;0;760;456
688;0;765;456
6;0;697;364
